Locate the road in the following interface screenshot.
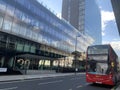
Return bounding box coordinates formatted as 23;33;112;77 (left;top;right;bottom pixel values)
0;74;113;90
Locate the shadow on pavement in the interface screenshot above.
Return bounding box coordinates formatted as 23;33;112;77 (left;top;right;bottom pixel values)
90;83;114;89
0;71;22;76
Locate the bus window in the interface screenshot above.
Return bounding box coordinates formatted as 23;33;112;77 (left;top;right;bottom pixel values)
96;63;108;74
87;55;109;74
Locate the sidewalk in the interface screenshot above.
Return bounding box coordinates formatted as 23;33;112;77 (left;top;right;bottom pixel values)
112;82;120;90
0;73;85;82
116;86;120;90
115;84;120;90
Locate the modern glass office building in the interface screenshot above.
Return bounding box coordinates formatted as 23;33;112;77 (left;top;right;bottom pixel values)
62;0;102;45
0;0;93;74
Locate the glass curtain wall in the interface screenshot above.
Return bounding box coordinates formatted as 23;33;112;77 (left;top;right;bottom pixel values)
0;0;93;55
0;0;74;53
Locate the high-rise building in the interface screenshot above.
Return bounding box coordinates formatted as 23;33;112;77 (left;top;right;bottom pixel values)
62;0;102;45
111;0;120;35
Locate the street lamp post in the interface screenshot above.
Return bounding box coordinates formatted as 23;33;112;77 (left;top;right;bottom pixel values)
75;35;80;75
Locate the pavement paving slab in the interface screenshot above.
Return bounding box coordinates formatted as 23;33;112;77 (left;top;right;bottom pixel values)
0;73;85;82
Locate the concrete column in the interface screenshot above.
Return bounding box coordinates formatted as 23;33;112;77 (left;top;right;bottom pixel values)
64;57;66;67
12;56;16;70
24;59;30;74
41;60;45;70
8;57;14;68
0;56;5;68
50;60;53;70
3;56;13;68
57;59;60;72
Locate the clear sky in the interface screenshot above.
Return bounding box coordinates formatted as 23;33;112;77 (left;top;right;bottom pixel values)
37;0;120;56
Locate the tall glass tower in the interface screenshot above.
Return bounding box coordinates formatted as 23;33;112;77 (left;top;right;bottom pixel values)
62;0;102;45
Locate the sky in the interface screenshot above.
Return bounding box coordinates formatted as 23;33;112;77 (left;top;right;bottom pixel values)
37;0;120;56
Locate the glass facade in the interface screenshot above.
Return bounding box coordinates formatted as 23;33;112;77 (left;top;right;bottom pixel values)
78;0;85;33
0;0;93;73
0;0;92;53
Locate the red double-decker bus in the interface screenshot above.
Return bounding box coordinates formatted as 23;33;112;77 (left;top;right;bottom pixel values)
86;44;120;85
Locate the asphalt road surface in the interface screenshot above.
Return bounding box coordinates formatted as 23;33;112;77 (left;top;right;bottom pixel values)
0;74;113;90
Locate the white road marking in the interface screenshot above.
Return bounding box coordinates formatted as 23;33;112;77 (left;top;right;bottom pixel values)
70;78;83;80
75;83;89;89
0;87;18;90
76;85;83;88
0;78;54;85
84;83;89;86
38;80;63;85
0;80;36;84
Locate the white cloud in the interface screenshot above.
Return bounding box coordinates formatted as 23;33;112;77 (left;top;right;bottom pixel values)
56;13;61;19
102;31;105;36
103;41;120;56
110;41;120;50
101;10;115;36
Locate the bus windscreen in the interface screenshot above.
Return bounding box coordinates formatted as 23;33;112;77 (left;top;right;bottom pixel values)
87;56;109;75
88;46;108;55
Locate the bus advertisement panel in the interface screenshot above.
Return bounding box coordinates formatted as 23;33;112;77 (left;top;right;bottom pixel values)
86;44;120;85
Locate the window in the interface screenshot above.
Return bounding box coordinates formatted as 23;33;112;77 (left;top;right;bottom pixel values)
38;34;42;43
22;13;30;24
24;0;30;10
0;34;6;41
0;0;6;12
19;25;26;36
39;22;44;30
2;18;12;31
6;5;15;16
16;0;24;6
88;46;108;55
12;23;20;34
32;31;38;40
26;29;32;39
14;9;23;20
0;14;3;28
